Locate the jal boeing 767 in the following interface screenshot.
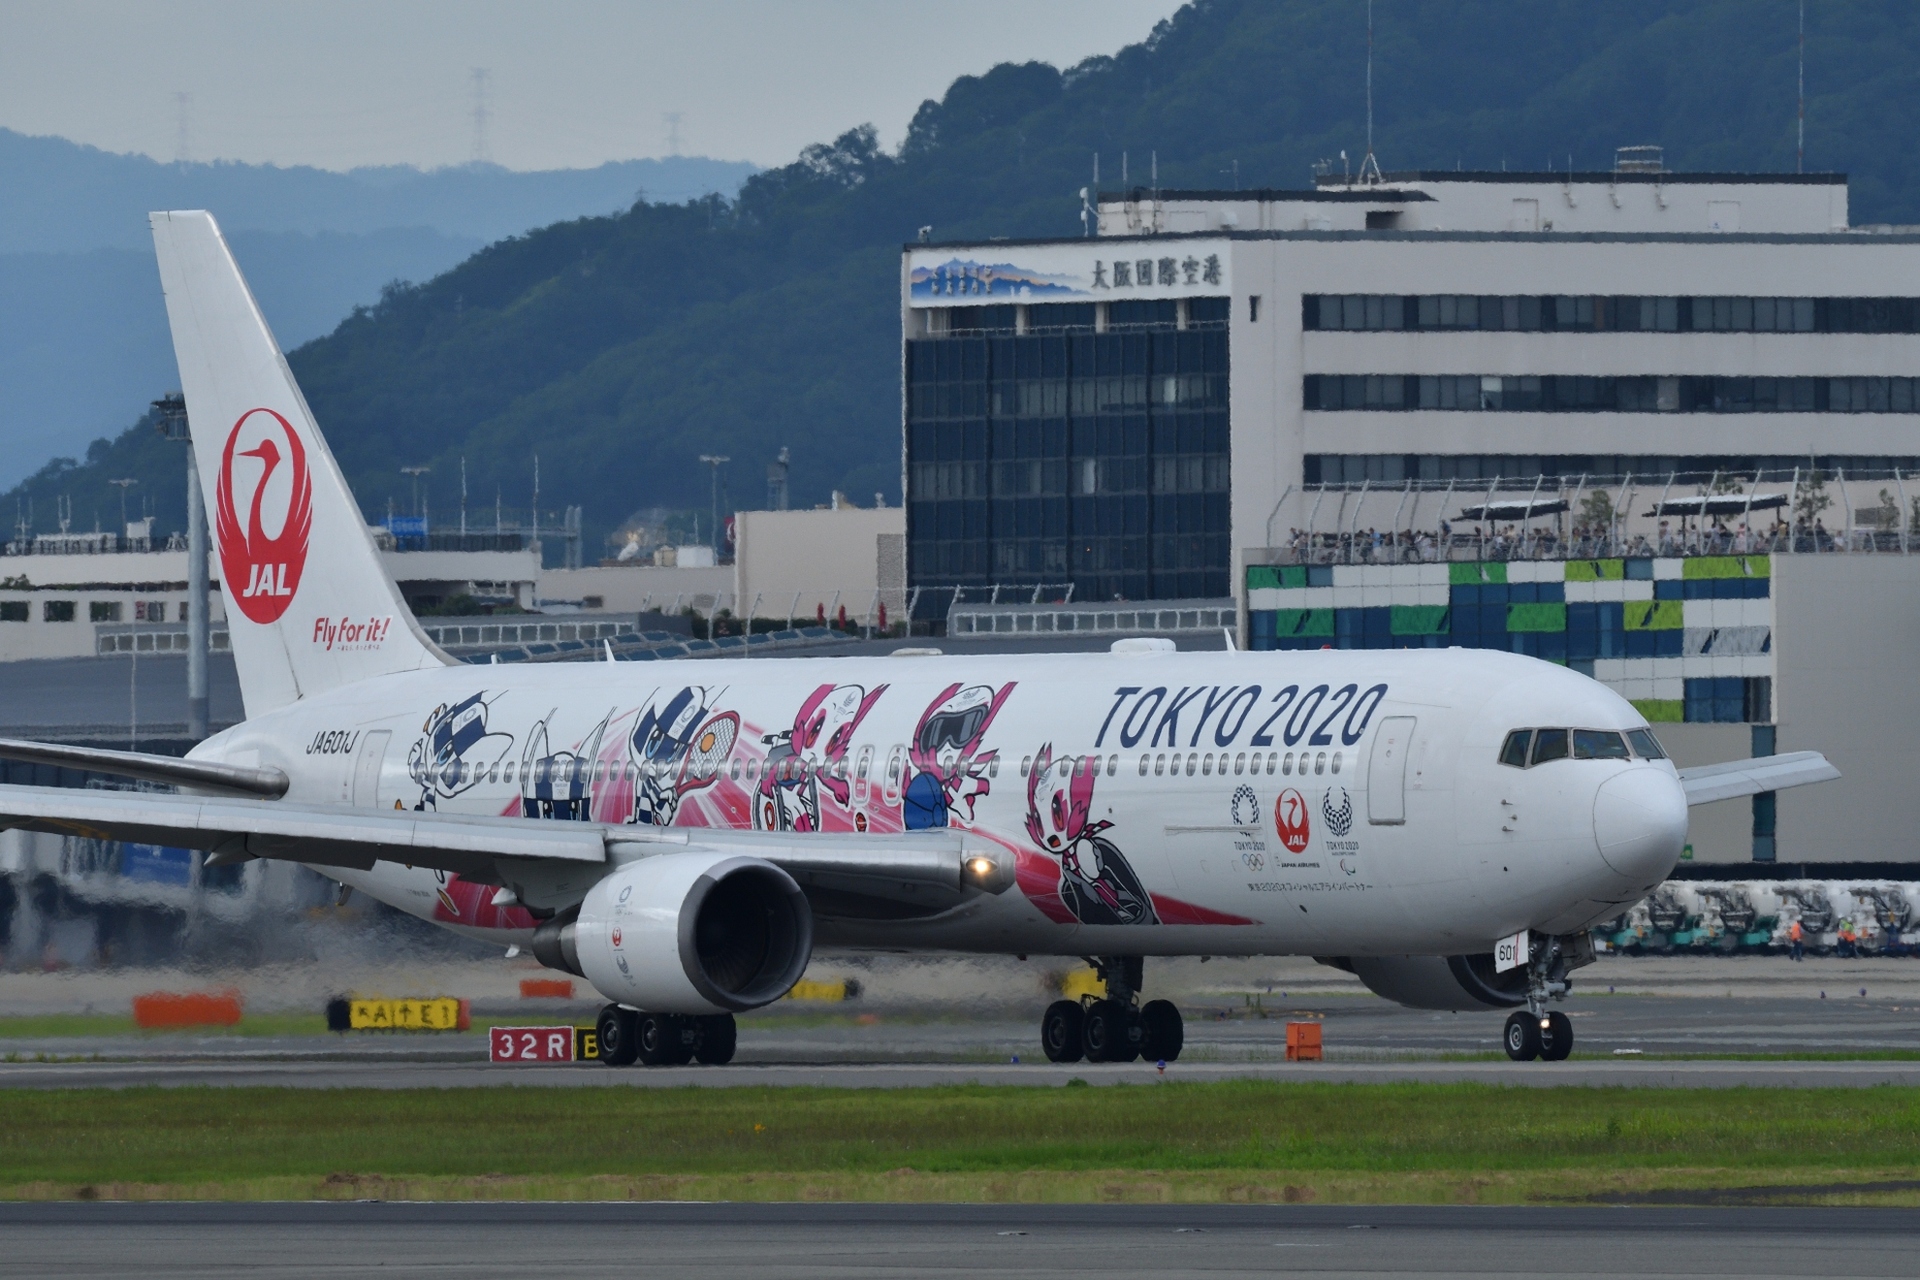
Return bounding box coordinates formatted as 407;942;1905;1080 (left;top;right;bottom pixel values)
0;212;1839;1065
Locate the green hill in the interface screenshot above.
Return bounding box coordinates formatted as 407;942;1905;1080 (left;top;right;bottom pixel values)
11;0;1919;560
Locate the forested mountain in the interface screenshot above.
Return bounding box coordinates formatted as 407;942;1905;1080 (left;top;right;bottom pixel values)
0;133;755;487
12;0;1920;559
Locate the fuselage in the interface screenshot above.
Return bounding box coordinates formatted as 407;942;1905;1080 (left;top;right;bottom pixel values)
190;646;1687;959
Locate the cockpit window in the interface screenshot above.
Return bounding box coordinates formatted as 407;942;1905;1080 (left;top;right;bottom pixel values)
1573;729;1630;760
1499;730;1532;768
1530;729;1571;765
1506;727;1652;767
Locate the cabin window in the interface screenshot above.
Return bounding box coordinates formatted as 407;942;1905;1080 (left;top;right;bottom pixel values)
1500;730;1533;768
1234;752;1246;775
1331;752;1342;774
1138;755;1150;777
504;762;515;784
989;758;1000;778
1154;754;1166;776
1573;730;1630;761
729;759;741;780
1019;755;1032;776
1282;752;1294;775
1201;755;1213;776
1314;752;1327;775
1531;729;1571;765
1184;755;1198;777
1627;729;1667;760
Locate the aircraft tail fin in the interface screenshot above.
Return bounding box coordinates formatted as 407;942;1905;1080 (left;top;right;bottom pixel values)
150;210;450;717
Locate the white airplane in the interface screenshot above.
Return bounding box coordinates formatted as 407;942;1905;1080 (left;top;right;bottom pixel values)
0;212;1840;1066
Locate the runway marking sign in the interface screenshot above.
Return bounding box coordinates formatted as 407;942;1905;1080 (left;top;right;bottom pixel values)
489;1025;597;1063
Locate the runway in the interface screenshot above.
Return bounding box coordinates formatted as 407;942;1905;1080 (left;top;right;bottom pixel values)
2;990;1916;1088
0;1202;1914;1279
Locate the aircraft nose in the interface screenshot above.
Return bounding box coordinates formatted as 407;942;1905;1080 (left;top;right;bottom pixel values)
1592;767;1688;882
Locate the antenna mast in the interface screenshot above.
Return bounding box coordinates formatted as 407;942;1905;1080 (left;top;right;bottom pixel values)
1358;0;1383;184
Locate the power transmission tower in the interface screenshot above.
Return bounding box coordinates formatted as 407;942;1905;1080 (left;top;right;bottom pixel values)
174;92;192;163
663;112;685;156
471;69;492;163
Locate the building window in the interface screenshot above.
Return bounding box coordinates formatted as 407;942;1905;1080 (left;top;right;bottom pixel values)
905;322;1230;600
44;600;76;622
0;601;25;622
1305;374;1920;414
1303;294;1909;333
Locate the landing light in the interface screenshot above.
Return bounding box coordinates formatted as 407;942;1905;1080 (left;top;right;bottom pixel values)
967;857;994;878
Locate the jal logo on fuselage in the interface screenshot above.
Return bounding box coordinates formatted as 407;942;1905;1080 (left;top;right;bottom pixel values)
1274;788;1311;853
215;408;312;625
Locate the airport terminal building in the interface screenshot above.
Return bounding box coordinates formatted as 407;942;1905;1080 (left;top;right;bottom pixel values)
902;156;1920;864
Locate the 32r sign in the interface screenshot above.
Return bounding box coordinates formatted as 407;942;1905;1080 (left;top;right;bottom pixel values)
489;1025;579;1063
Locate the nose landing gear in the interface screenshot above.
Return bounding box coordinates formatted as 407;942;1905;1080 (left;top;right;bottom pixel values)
1038;957;1185;1064
1500;933;1590;1061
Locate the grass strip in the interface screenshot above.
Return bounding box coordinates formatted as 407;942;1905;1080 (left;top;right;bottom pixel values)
2;1081;1918;1203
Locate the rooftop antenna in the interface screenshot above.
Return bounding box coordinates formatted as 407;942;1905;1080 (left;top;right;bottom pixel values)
1796;0;1805;173
1357;0;1383;184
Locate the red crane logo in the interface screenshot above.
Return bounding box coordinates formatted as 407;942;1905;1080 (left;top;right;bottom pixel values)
1274;788;1311;854
215;408;313;624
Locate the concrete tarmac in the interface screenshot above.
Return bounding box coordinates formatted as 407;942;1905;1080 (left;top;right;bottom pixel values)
4;989;1918;1089
0;1203;1913;1279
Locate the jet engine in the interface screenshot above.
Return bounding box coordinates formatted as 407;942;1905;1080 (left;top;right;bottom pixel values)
1319;954;1529;1011
531;851;813;1014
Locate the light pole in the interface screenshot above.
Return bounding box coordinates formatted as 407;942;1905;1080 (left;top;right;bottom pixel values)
152;394;206;740
698;454;729;559
108;478;138;533
401;466;431;521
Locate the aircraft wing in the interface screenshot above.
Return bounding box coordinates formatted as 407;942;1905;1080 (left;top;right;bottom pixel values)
1675;751;1840;806
0;784;1012;913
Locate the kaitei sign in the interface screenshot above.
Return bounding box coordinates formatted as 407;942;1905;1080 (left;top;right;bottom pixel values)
313;615;393;651
906;239;1231;307
215;408;313;625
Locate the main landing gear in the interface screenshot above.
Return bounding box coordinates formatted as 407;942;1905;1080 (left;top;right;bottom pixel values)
1040;956;1184;1064
596;1005;737;1067
1501;933;1591;1062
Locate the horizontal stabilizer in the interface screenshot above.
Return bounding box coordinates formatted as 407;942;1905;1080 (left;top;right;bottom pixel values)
1676;751;1839;806
0;737;288;798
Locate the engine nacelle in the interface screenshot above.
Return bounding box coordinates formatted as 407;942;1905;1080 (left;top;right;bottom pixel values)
1325;954;1529;1011
533;852;813;1014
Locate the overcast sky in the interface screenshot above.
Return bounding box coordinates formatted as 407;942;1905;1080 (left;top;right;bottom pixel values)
0;1;1184;171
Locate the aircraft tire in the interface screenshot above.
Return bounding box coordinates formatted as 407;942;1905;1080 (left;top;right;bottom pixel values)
1502;1011;1541;1062
1539;1010;1573;1061
1139;999;1184;1063
1041;1000;1085;1063
597;1005;640;1067
637;1012;680;1066
694;1014;737;1065
1083;999;1137;1063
